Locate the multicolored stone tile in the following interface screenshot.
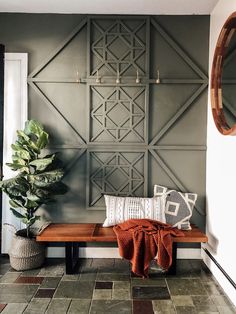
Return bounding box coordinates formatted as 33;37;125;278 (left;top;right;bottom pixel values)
0;272;20;283
90;300;132;314
45;299;71;313
113;281;130;290
131;278;166;286
166;278;208;296
21;268;41;276
40;277;61;289
67;299;91;314
0;304;6;312
112;289;131;300
1;303;27;314
95;281;113;289
132;286;170;300
171;295;194;306
175;306;197;314
54;281;94;299
0;257;235;314
97;273;130;281
133;300;154;314
0;284;39;303
211;295;234;307
34;288;55;298
79;271;97;281
14;276;44;284
152;300;175;313
24;298;50;314
93;289;112;300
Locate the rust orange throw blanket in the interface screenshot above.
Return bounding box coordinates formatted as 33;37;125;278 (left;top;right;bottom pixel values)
113;219;184;277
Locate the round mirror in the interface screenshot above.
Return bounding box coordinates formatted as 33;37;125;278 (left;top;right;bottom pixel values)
211;11;236;135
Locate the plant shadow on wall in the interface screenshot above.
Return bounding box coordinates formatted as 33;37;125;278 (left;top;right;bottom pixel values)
0;120;68;270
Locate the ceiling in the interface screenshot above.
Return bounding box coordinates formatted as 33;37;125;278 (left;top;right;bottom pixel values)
0;0;219;15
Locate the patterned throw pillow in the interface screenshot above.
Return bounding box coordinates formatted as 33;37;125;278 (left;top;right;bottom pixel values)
153;185;197;230
103;195;166;227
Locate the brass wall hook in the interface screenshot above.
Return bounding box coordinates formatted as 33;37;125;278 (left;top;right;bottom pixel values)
76;71;81;83
95;70;101;83
136;69;140;84
116;69;120;84
156;69;160;84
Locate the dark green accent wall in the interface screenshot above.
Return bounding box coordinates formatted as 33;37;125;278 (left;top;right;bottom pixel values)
0;14;209;230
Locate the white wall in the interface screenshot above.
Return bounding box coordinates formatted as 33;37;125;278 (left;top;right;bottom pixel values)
204;0;236;306
0;0;218;15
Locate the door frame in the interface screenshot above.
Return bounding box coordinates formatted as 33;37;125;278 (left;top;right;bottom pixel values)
1;53;28;253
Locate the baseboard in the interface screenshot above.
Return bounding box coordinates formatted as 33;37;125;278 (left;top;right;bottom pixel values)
202;247;236;307
46;247;201;259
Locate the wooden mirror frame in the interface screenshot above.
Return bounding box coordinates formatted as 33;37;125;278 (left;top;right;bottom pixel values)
211;11;236;135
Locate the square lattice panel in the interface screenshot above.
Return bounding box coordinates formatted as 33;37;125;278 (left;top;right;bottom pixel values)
86;150;147;209
88;85;148;143
88;17;148;77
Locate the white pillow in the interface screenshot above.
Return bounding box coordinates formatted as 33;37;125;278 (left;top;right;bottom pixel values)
103;194;166;227
154;184;197;230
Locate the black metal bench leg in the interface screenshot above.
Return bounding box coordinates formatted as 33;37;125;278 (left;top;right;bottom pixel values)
65;242;79;274
167;242;177;275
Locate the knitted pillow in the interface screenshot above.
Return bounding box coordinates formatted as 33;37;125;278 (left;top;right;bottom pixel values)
153;185;197;230
103;194;166;227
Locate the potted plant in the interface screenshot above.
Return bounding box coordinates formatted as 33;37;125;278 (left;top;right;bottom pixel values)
0;119;67;270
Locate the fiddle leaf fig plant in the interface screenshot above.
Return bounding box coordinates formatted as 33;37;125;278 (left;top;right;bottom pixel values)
0;120;67;238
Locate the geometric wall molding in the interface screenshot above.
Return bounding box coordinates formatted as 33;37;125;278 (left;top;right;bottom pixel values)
150;18;208;82
88;17;148;77
86;150;147;209
27;15;208;217
89;85;148;143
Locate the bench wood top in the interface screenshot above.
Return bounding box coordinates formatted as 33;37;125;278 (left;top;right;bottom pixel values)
36;223;208;243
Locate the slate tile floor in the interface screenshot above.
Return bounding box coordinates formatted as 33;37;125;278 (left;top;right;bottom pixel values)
0;255;235;314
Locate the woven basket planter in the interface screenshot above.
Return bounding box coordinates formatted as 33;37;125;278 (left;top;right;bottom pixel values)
9;234;45;271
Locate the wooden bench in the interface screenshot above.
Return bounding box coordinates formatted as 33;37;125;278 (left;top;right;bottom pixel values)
36;223;208;275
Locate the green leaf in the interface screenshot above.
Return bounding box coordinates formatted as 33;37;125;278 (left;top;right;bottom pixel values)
24;215;41;227
33;188;51;199
11;141;35;160
29;169;64;187
36;131;49;149
26;191;41;202
6;186;27;197
17;130;40;154
16;130;30;142
16;177;29;189
24;199;38;209
22;218;30;226
10;208;26;219
9;197;25;208
6;163;27;171
11;143;23;151
12;155;26;164
9;199;22;209
11;158;26;166
24;120;44;137
41;153;63;171
22;215;40;228
12;145;31;161
29;155;55;171
19;167;30;174
1;176;28;197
